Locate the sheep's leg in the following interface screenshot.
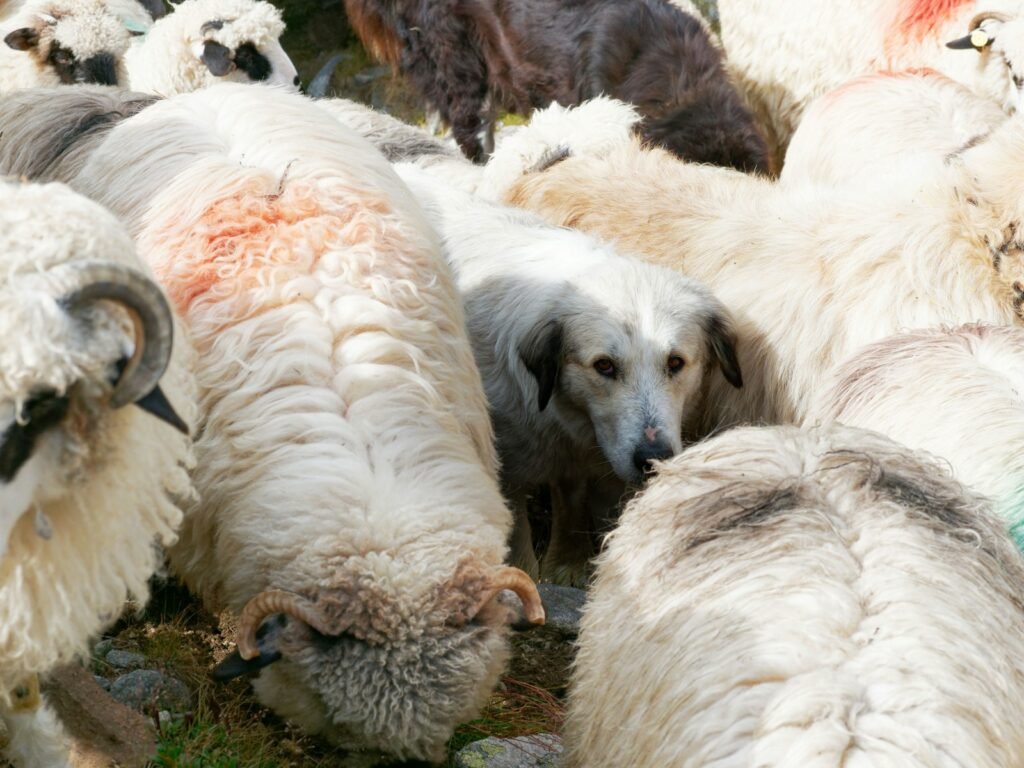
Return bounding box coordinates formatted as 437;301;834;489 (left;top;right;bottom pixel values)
541;476;597;587
508;496;539;580
1;676;71;768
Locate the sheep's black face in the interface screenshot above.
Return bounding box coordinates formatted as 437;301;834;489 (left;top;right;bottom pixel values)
233;43;272;82
47;45;119;86
0;391;69;483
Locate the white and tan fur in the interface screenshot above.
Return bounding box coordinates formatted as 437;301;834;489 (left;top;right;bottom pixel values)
16;82;534;762
494;101;1024;428
782;68;1008;187
569;423;1024;767
395;163;742;583
809;323;1024;549
0;179;195;768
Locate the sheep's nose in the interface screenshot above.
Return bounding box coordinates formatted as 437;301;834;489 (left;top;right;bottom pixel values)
632;442;674;474
293;75;301;87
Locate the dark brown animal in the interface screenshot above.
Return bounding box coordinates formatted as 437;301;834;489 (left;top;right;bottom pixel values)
345;0;771;172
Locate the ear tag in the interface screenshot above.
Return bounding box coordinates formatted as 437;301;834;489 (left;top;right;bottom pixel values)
971;29;991;48
121;16;149;35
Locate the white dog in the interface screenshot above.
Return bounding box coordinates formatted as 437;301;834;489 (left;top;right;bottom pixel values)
396;164;742;583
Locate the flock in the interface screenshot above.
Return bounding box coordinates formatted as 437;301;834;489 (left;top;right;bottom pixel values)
3;0;1024;766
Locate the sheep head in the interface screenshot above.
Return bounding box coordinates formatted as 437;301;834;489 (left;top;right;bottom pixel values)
214;556;543;763
946;10;1024;113
0;203;187;559
3;0;138;86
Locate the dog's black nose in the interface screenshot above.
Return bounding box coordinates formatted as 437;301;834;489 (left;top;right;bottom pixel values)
632;443;674;474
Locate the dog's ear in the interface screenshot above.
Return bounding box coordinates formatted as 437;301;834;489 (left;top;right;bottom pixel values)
702;310;743;389
519;319;563;411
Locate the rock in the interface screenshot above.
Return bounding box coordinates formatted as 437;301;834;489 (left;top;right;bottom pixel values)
454;734;562;768
104;650;147;671
109;671;192;717
94;675;111;692
92;639;113;659
41;664;156;768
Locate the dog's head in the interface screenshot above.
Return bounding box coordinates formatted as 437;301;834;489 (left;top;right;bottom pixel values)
519;263;742;484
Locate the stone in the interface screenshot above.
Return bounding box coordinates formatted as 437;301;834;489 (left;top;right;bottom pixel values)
109;670;192;717
92;638;113;659
454;734;562;768
104;650;147;671
93;675;111;692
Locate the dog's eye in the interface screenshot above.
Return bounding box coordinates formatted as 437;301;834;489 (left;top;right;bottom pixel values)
593;358;616;377
667;355;685;374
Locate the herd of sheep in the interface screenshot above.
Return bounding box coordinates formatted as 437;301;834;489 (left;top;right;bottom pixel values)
3;0;1024;766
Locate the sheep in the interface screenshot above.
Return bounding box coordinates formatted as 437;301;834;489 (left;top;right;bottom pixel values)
0;177;194;768
393;162;742;583
124;0;300;96
718;0;1024;166
807;323;1024;549
0;0;162;92
781;68;1008;188
345;0;771;171
490;99;1024;429
567;423;1024;767
0;82;545;763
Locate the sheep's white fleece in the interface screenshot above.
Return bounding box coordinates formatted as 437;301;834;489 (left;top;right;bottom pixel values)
808;323;1024;548
568;423;1024;767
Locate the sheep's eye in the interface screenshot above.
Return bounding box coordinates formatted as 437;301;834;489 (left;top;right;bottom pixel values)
593;358;616;377
667;355;685;374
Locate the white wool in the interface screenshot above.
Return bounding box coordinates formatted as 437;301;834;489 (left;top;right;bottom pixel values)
125;0;297;96
0;179;195;763
782;69;1008;187
568;424;1024;767
808;323;1024;547
477;96;641;200
497;102;1024;429
718;0;1024;164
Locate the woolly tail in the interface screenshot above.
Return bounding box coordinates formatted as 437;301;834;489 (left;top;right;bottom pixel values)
477;97;641;200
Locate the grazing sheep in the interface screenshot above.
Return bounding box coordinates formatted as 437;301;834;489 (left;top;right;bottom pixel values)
782;68;1008;187
125;0;300;96
0;0;161;91
808;324;1024;549
346;0;770;170
719;0;1024;165
568;423;1024;767
395;162;743;583
0;82;544;763
492;100;1024;428
0;178;194;768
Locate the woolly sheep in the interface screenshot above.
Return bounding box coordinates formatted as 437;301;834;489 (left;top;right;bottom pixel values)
568;423;1024;767
492;99;1024;428
394;162;742;583
808;323;1024;549
0;82;545;762
0;0;161;92
719;0;1024;165
0;178;194;768
125;0;300;96
782;68;1008;187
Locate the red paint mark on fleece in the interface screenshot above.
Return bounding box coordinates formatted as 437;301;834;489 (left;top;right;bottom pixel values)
819;67;944;110
885;0;973;54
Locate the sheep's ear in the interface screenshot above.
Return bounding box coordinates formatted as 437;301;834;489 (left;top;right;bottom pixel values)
201;40;235;76
4;27;39;52
211;614;285;681
946;29;994;50
702;311;743;389
518;319;563;412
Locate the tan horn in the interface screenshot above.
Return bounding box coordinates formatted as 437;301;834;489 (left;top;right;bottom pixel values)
471;566;546;626
235;589;337;660
968;10;1012;29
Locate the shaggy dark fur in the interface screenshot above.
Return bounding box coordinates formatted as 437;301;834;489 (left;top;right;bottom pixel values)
345;0;771;172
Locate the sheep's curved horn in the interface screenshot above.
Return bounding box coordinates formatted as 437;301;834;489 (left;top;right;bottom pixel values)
968;10;1012;29
470;567;545;625
236;590;339;660
60;261;180;413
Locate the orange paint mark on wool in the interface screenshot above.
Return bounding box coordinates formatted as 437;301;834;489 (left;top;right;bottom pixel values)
885;0;973;54
819;67;943;110
146;179;393;318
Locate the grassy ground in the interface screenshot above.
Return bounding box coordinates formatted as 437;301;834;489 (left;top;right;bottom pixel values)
97;582;564;767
